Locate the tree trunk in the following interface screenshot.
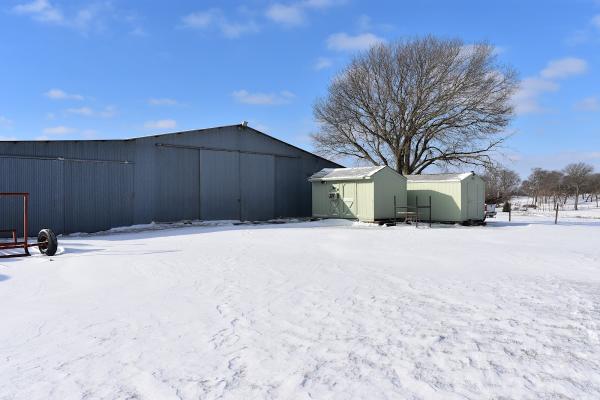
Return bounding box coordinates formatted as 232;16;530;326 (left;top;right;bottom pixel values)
574;187;579;210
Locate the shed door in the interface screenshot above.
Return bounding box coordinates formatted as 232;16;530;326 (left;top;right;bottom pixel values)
467;181;477;220
328;184;341;216
341;182;357;218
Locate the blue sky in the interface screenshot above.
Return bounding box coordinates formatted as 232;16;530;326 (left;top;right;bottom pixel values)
1;0;599;176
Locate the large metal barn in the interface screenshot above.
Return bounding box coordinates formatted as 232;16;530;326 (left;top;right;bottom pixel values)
0;124;339;235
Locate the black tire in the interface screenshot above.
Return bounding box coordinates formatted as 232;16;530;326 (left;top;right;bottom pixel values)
38;229;58;256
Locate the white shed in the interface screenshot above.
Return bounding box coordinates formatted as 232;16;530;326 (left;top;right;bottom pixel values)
309;166;407;222
406;172;485;223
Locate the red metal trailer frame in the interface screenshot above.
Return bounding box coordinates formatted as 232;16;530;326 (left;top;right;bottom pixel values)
0;192;31;257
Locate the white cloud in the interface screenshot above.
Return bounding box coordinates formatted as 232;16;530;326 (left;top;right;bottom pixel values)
540;57;588;79
144;119;177;130
232;90;295;105
574;96;600;112
181;9;259;38
265;0;345;27
99;106;117;118
36;126;98;140
314;57;333;70
182;10;214;29
13;0;63;23
592;14;600;29
81;129;97;139
13;1;139;34
220;21;259;38
266;3;305;26
513;57;589;115
44;89;84;101
42;125;75;135
66;105;117;118
66;106;93;116
0;135;17;141
0;116;13;128
303;0;345;7
148;98;178;106
326;32;384;51
513;78;559;114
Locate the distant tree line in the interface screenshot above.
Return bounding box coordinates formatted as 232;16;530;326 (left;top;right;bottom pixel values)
482;166;521;204
483;162;600;210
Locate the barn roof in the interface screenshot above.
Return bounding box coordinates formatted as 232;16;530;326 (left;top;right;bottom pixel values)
0;123;342;168
407;172;475;182
308;166;387;181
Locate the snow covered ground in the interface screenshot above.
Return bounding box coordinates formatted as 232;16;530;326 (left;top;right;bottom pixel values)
1;213;600;399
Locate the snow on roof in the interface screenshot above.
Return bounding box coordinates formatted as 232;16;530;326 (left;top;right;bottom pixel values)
407;172;475;182
309;166;386;181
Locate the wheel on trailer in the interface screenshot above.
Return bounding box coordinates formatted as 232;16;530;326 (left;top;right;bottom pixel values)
38;229;58;256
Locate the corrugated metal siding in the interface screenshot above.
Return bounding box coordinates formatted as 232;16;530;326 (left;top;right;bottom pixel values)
240;153;275;221
0;125;339;234
275;157;301;218
200;150;240;220
154;147;200;222
63;160;134;232
0;157;64;236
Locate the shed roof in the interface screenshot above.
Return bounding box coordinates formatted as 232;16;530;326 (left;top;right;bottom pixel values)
407;172;475;182
309;166;386;181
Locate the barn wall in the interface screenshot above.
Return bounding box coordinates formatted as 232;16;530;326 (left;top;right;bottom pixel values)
0;125;338;235
0;141;134;235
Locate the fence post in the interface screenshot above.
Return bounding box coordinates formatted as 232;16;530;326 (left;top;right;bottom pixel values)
508;202;511;222
555;203;559;225
416;196;420;228
429;195;432;228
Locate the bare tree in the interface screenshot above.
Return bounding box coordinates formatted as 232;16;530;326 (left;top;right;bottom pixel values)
312;36;518;174
563;162;594;210
588;173;600;207
482;165;520;203
521;168;565;209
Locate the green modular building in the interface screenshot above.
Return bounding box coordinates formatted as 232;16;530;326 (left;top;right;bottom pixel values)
407;172;485;223
309;166;407;222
